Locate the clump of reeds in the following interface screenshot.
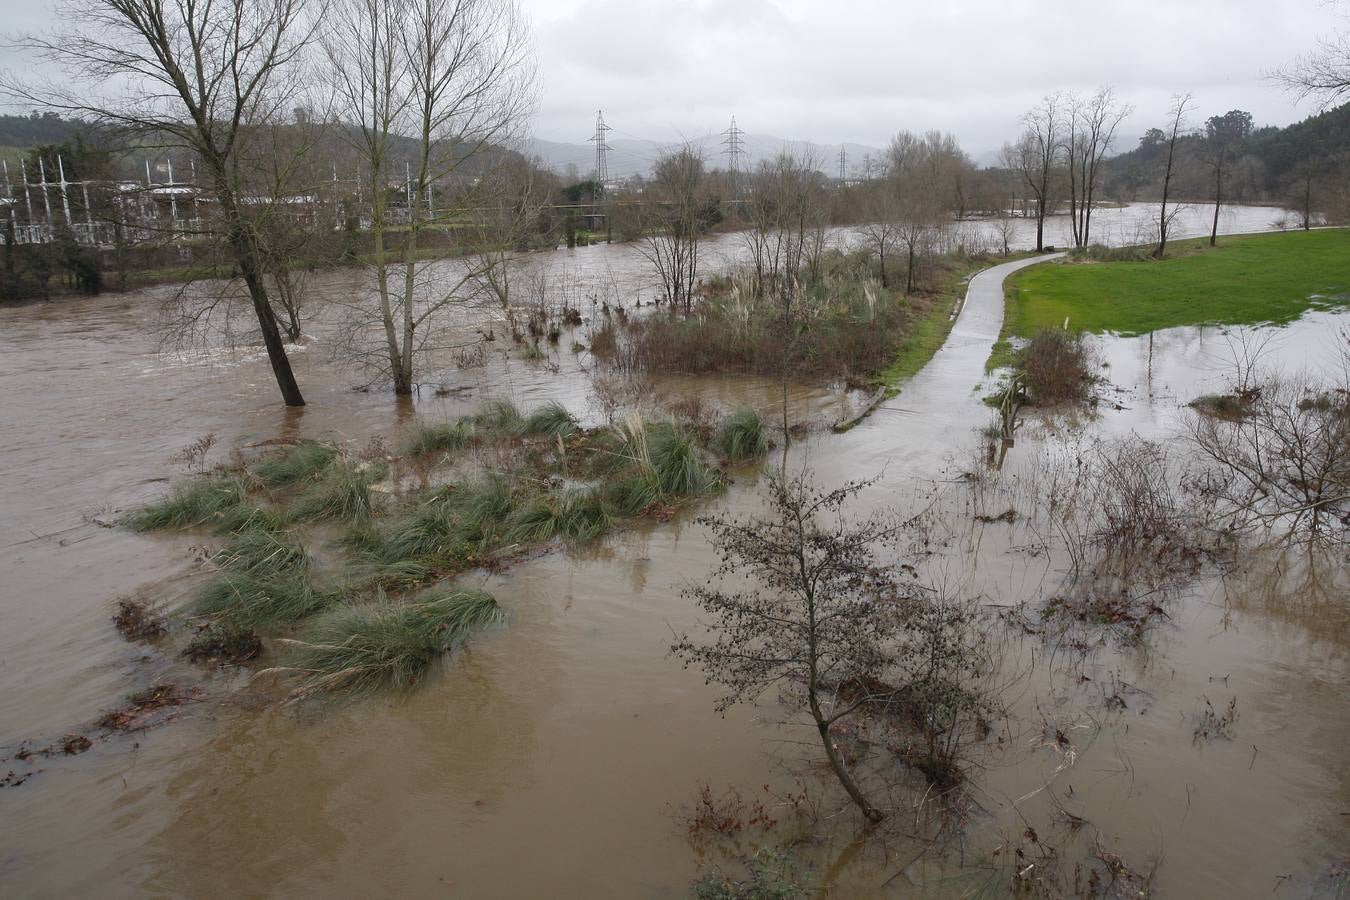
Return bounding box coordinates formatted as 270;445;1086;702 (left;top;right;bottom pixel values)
123;478;247;532
713;408;768;461
288;461;382;524
403;419;476;455
277;589;504;697
521;401;579;437
250;442;338;487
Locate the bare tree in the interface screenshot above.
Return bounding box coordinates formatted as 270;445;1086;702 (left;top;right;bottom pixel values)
1065;87;1131;248
1202;110;1254;247
1190;371;1349;548
638;145;712;312
1155;93;1195;258
672;470;909;823
856;187;901;288
741;149;827;300
1276;3;1350;106
1012;94;1063;252
886;131;956;293
326;0;535;394
8;0;320;405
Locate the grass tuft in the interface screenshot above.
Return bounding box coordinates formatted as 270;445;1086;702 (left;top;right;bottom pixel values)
404;419;476;455
278;589;504;696
472;398;524;435
507;488;611;543
212;529;311;578
713;408;769;461
521;401;580;437
124;478;247;532
250;442;338;487
288;461;382;524
193;570;334;628
649;424;723;496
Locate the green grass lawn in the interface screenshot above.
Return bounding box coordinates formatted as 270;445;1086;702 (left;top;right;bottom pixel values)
994;229;1350;366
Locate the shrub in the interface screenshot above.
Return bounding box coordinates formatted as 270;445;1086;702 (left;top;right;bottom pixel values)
403;420;475;455
278;589;504;696
1016;329;1094;404
713;408;768;461
521;401;579;437
124;478;246;532
250;442;338;486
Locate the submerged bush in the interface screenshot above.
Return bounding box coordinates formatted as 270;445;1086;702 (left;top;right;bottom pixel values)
403;419;476;456
124;478;247;532
521;401;579;437
289;461;381;524
1015;329;1094;404
713;408;769;461
279;589;504;696
250;442;338;486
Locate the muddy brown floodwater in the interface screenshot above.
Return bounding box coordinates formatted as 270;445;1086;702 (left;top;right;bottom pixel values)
1;205;1345;898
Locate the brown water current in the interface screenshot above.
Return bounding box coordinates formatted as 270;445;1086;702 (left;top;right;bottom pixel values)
1;205;1346;898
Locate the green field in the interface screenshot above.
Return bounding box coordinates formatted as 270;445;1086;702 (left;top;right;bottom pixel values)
992;229;1350;367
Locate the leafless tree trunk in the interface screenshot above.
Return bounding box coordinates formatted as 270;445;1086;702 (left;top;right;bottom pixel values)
327;0;535;394
638;146;710;312
1155;93;1194;259
1013;94;1063;252
8;0;318;405
1066;87;1130;248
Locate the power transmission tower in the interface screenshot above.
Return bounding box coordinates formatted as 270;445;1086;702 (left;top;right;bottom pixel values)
589;110;613;189
722;116;744;189
838;146;847;185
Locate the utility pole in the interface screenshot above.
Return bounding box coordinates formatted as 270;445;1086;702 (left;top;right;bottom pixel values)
838;146;847;185
722;116;744;192
589;109;612;192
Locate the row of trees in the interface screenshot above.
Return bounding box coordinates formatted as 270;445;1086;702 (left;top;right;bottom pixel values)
8;0;538;406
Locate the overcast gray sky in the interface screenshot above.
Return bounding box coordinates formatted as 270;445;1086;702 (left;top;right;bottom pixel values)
1;0;1343;156
522;0;1345;154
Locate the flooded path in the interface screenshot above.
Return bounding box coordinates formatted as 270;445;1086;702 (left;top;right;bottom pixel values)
1;206;1346;898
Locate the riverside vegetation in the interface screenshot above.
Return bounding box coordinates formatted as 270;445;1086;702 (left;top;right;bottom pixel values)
121;399;767;698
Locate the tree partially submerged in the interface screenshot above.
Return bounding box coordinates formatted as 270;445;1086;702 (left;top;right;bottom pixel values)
673;470;912;823
8;0;316;406
326;0;535;394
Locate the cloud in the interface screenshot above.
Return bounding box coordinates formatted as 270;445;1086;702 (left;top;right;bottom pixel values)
523;0;1346;154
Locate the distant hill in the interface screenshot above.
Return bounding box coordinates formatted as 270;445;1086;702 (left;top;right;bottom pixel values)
1102;102;1350;203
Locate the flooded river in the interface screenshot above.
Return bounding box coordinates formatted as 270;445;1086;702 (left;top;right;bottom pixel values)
1;204;1345;897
